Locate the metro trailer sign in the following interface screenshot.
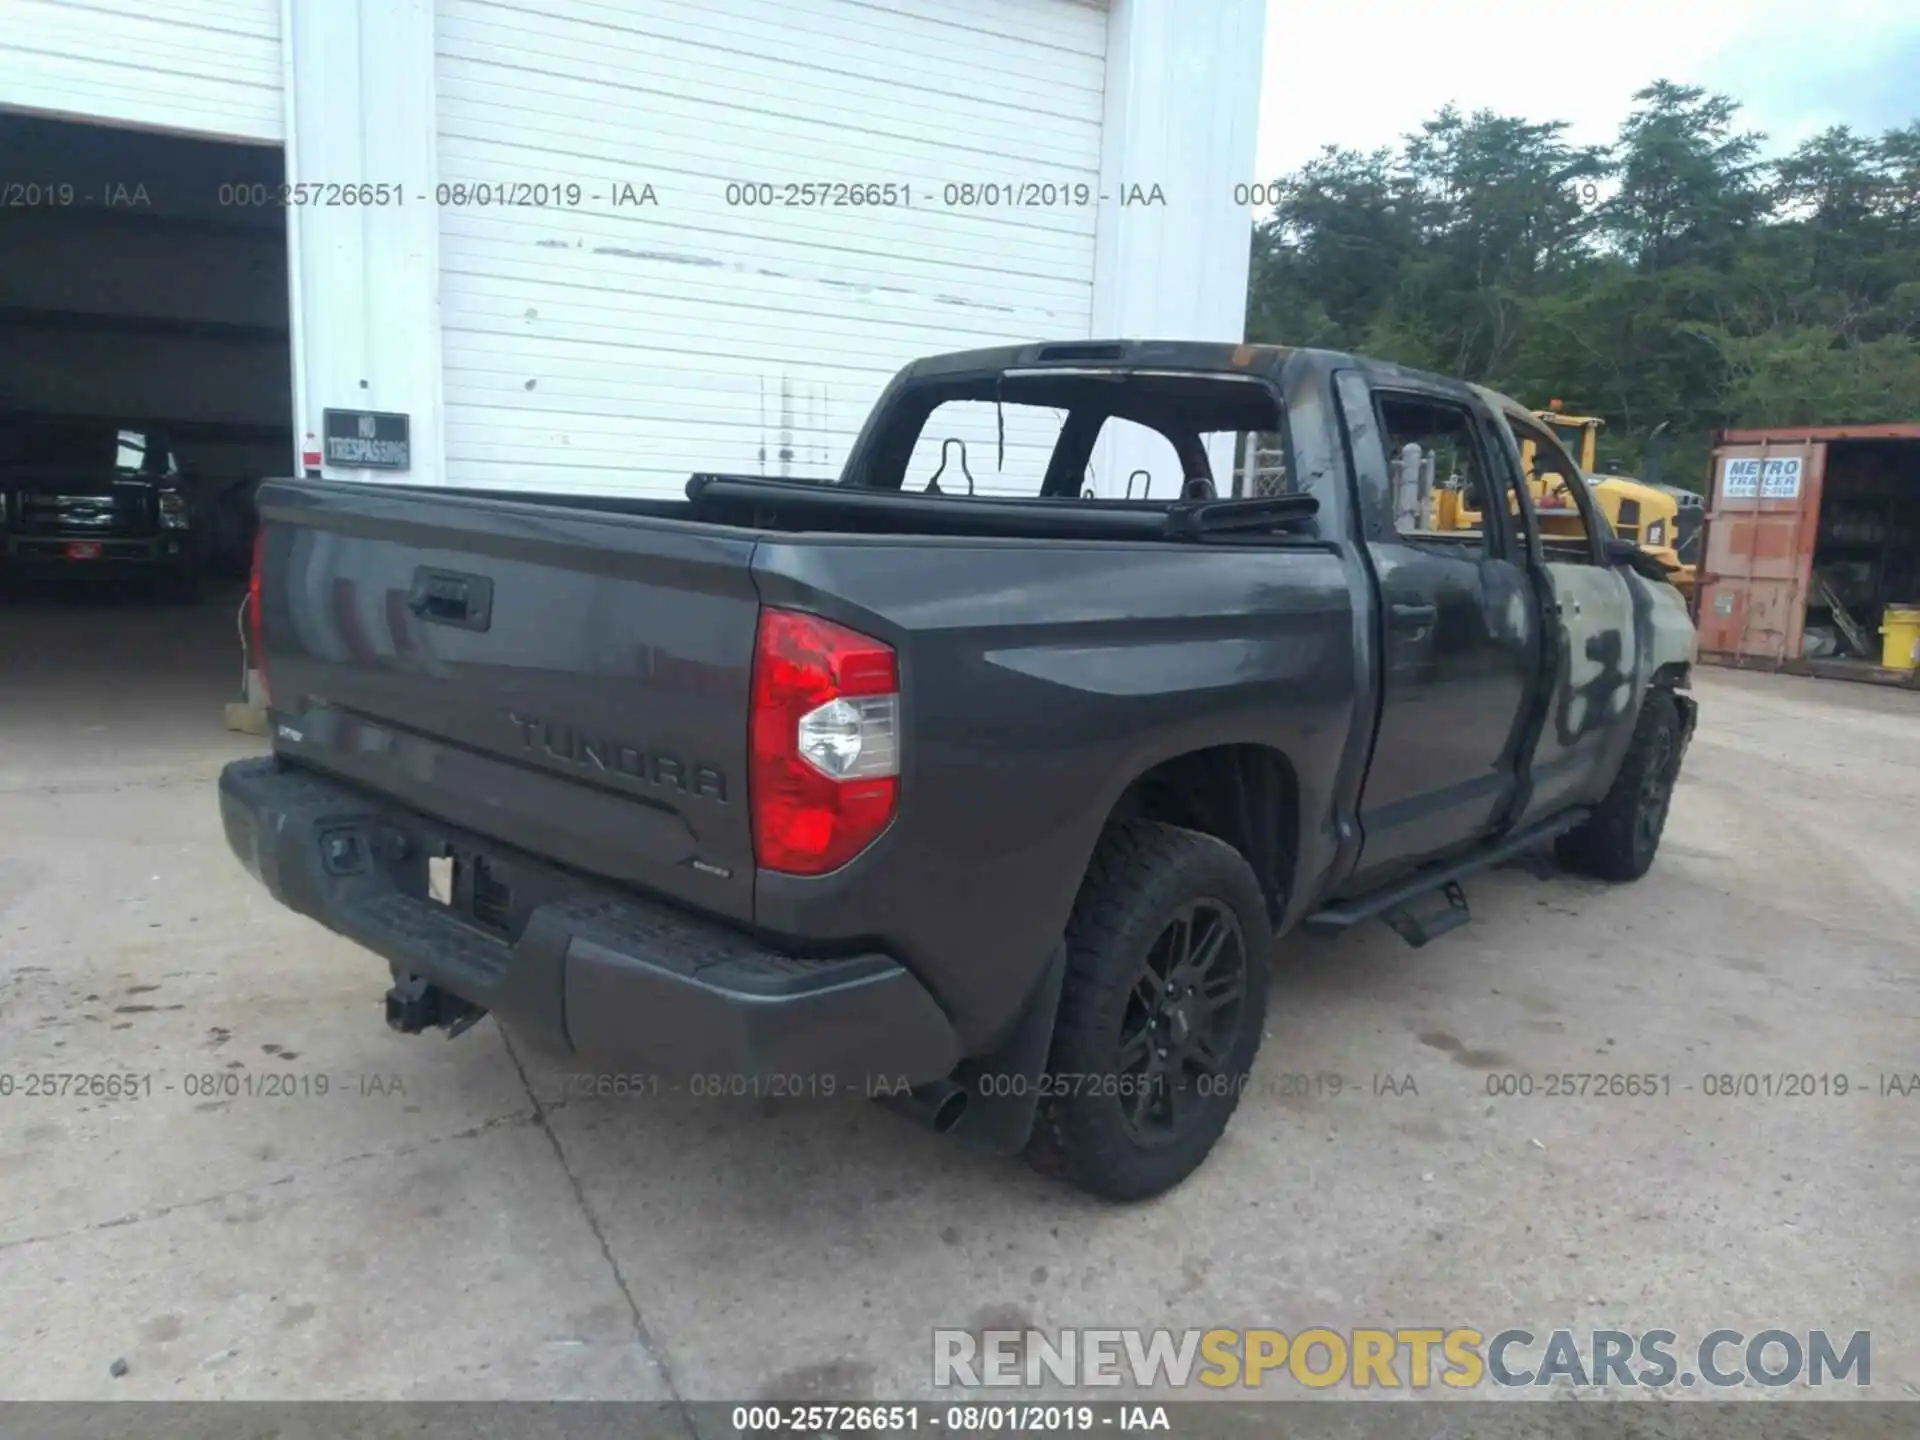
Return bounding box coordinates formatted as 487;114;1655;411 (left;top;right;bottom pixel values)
1720;455;1802;500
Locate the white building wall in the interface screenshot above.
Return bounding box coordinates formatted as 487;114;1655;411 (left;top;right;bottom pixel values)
1088;0;1268;495
285;0;1263;497
0;0;281;142
0;0;1266;496
431;0;1108;497
284;0;448;485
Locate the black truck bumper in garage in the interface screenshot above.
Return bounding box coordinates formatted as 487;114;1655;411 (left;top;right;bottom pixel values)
217;756;962;1088
3;531;194;569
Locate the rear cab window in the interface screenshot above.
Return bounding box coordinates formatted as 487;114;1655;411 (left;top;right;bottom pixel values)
848;361;1340;538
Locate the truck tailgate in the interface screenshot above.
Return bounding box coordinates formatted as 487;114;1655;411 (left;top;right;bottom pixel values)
254;480;760;925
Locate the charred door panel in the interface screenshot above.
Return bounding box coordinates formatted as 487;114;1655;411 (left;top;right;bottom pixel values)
1525;562;1639;816
1334;373;1539;883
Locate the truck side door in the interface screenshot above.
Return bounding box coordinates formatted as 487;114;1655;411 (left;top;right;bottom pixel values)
1492;407;1642;822
1333;372;1542;883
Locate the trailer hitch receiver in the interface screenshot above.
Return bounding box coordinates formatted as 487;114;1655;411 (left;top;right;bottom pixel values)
385;972;487;1038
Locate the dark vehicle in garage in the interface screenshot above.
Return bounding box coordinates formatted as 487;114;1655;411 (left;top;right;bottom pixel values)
218;340;1698;1200
0;417;204;599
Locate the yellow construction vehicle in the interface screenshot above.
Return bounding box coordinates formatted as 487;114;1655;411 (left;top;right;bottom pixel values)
1430;401;1696;599
1529;403;1694;600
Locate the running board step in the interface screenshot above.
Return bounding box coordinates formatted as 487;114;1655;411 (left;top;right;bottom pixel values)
1381;879;1469;948
1304;808;1590;946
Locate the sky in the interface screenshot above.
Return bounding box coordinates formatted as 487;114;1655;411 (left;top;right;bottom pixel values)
1254;0;1920;181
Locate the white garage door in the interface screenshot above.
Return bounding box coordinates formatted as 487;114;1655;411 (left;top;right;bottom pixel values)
435;0;1108;497
0;0;281;142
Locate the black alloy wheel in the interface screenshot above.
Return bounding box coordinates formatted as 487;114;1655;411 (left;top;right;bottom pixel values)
1115;900;1248;1145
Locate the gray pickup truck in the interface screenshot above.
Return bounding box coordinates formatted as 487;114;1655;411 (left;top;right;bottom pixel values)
219;341;1696;1200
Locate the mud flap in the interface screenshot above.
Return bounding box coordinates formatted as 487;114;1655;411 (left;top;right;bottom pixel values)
1671;691;1699;773
942;942;1069;1155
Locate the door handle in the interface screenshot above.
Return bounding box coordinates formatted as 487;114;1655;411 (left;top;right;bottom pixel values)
406;568;493;631
406;583;462;618
1390;602;1438;627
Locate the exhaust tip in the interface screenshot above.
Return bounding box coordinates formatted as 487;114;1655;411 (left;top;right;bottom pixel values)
929;1085;969;1135
878;1079;970;1137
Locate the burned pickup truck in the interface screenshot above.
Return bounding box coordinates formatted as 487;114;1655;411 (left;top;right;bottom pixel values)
219;341;1696;1200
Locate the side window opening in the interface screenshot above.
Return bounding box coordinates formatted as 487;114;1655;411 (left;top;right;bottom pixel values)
1507;412;1601;565
870;372;1309;521
1614;497;1642;543
1373;394;1498;557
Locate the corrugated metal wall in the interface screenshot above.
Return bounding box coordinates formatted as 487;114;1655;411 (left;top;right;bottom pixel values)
433;0;1111;496
0;0;282;142
1696;441;1826;664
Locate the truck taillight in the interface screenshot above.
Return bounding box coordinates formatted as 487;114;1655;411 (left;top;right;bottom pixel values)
749;608;899;876
248;525;271;706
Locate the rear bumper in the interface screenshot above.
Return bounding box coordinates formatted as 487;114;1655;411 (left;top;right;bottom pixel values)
217;755;961;1087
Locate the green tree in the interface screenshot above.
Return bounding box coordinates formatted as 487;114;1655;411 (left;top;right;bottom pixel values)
1602;81;1769;273
1243;83;1920;490
1244;146;1414;351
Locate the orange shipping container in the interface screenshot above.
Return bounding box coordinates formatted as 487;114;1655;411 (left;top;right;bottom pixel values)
1696;424;1920;682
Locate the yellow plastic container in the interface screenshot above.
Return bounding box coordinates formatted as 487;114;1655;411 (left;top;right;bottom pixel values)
1879;604;1920;672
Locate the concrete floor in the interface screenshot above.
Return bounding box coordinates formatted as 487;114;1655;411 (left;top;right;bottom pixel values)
1;591;1916;1404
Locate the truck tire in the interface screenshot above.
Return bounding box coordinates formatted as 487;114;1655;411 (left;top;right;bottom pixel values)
1030;820;1272;1201
1555;689;1681;882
